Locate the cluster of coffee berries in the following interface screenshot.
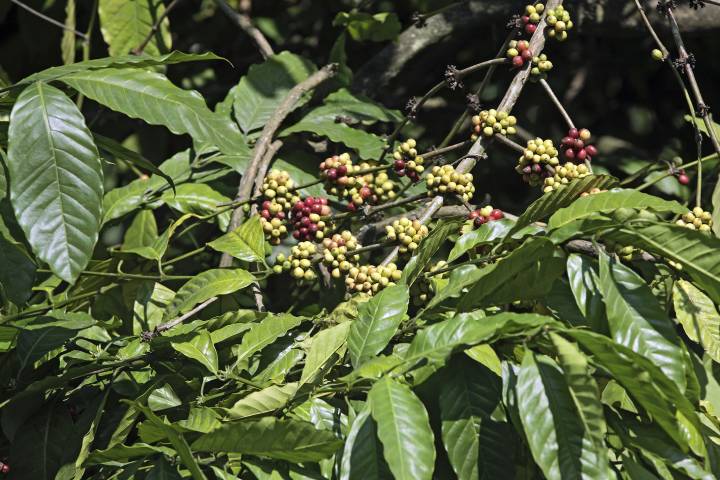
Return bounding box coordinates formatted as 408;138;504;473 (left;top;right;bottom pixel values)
426;165;475;202
319;153;360;197
260;202;289;245
545;5;572;41
543;162;590;193
507;40;533;68
347;163;397;210
468;205;505;228
410;261;448;305
291;197;331;241
262;170;299;211
321;231;361;278
345;263;402;295
521;3;544;35
276;242;318;281
259;170;299;244
580;187;607;197
471;109;518;140
385;218;429;254
676;207;713;232
530;54;553;78
613;244;637;262
516;138;560;186
393;139;425;182
560;128;598;163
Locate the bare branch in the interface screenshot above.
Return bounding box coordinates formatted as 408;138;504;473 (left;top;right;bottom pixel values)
213;0;275;59
11;0;88;40
133;0;182;55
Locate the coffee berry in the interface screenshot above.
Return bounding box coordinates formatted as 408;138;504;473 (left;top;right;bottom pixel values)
471;109;518;140
261;169;299;211
347;163;397;210
260;202;289;245
393;139;425;182
560;128;599;163
546;5;572;41
580;187;607;197
426;165;475;202
677;169;690;185
345;263;402;295
291;197;331;241
322;231;361;278
468;205;505;228
410;261;448;305
516;138;559;186
676;207;713;232
543;162;590;193
385;218;429;254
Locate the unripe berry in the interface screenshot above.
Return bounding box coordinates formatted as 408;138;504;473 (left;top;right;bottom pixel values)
652;49;664;61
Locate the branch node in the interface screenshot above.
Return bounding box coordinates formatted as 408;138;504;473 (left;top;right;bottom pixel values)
688;0;706;9
411;11;428;28
673;52;696;72
696;102;711;117
444;65;464;90
466;93;482;113
405;97;419;120
657;0;678;15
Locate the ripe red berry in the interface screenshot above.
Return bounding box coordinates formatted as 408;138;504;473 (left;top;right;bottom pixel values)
576;148;587;161
474;216;487;227
0;464;7;474
561;136;574;146
394;159;405;170
585;145;598;157
525;24;537;34
678;174;690;185
521;15;530;24
565;148;575;159
521;49;533;61
517;40;530;51
468;210;481;219
337;165;348;176
490;209;504;220
512;56;524;68
568;128;579;139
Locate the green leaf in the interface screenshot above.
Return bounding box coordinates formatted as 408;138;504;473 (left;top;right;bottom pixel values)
439;356;501;480
450;238;563;311
516;352;610;480
61;0;76;65
192;417;342;463
401;219;463;285
334;12;402;42
207;215;266;262
148;383;182;411
282;89;400;160
227;383;298;419
368;377;435;480
164;269;255;320
16;51;224;87
8;82;103;283
60;68;245;155
403;312;555;370
102;177;159;224
133;282;174;334
598;252;686;390
94;133;174;190
507;175;618;236
161;183;231;230
123;210;158;249
566;254;606;333
16;323;78;374
0;233;36;306
146;457;182;480
340;406;391;480
603;221;720;304
673;280;720;363
171;331;219;374
547;189;685;231
72;386;112;480
300;322;351;385
550;334;613;477
233;51;315;137
98;0;171;56
130;403;207;480
566;330;700;451
85;443;175;465
448;218;514;263
234;314;304;368
178;407;221;433
347;284;409;367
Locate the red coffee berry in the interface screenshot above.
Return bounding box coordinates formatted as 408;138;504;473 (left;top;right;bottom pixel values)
521;49;533;61
521;15;530;24
525;23;537;34
1;463;8;474
678;173;690;185
490;209;504;220
512;56;524;67
564;148;575;160
517;40;530;51
568;128;579;138
585;145;598;157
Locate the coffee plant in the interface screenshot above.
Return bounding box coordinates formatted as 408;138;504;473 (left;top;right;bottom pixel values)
1;0;720;479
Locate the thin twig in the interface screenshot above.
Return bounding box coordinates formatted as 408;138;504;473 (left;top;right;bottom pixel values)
213;0;274;59
10;0;88;40
440;27;520;148
494;133;526;153
539;78;575;129
379;0;563;267
133;0;182;55
148;297;218;338
220;64;337;268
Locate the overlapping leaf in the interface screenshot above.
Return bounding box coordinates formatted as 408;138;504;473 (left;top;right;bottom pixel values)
98;0;171;56
673;280;720;362
164;269;254;320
